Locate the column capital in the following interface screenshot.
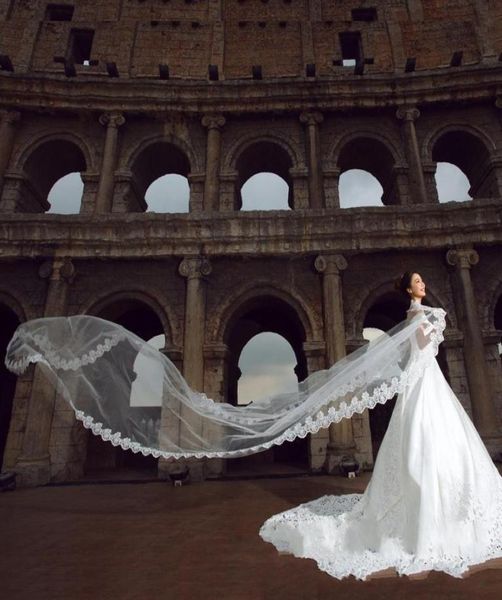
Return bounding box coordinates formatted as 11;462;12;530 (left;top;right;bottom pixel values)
38;257;75;282
0;109;21;126
99;112;125;129
202;114;226;130
446;248;479;269
314;254;347;275
179;256;212;279
396;106;420;122
299;111;324;126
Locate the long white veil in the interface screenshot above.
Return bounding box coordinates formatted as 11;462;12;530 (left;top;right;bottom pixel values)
5;302;445;459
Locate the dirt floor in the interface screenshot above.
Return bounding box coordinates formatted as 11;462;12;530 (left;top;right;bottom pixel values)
1;473;502;600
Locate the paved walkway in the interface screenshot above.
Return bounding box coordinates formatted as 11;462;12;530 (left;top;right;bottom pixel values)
1;474;502;600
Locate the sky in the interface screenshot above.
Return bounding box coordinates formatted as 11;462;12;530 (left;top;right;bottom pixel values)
47;163;472;402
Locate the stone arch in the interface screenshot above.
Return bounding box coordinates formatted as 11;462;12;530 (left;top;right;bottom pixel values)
15;130;95;172
216;284;313;468
331;130;404;206
212;282;317;346
224;133;303;210
121;134;196;212
83;288;176;345
224;132;303;172
425;124;497;199
15;132;90;212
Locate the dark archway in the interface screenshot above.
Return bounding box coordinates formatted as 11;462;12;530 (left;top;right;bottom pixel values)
432;130;492;199
0;304;20;468
235;141;294;210
131;141;191;211
23;139;87;212
224;295;309;472
84;299;165;478
337;137;398;205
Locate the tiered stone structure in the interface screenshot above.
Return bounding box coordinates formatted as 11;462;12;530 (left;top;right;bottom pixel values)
1;0;502;486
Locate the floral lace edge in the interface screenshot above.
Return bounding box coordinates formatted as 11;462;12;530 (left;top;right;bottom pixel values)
7;308;447;460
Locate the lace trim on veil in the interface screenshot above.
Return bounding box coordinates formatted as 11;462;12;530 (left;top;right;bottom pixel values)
5;306;447;459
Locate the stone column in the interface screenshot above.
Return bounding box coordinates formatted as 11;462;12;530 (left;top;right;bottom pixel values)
202;115;225;212
446;249;502;449
396;107;428;204
95;112;125;214
177;256;212;480
314;254;356;471
179;256;212;390
15;256;75;486
0;110;21;203
300;111;325;209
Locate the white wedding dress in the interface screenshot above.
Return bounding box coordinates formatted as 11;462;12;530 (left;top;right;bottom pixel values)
260;302;502;579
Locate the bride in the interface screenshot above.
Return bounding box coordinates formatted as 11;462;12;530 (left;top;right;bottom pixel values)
5;271;502;578
259;272;502;579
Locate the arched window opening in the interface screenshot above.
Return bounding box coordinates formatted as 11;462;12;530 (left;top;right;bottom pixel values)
339;169;384;208
131;142;191;212
224;295;308;472
435;162;472;203
337;137;398;206
84;300;165;478
23;139;87;213
145;174;190;213
432;130;492;199
47;172;84;214
237;332;297;405
235;141;294;210
240;172;290;211
0;304;20;469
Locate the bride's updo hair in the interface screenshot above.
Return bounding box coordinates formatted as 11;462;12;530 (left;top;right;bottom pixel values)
394;271;415;297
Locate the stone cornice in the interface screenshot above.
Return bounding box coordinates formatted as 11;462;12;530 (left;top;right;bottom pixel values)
1;64;502;116
0;200;501;259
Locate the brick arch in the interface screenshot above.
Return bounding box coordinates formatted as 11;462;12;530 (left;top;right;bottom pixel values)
223;132;304;172
15;130;94;173
331;130;405;206
211;282;319;346
423;123;496;163
122;133;199;175
82;289;177;345
330;129;404;166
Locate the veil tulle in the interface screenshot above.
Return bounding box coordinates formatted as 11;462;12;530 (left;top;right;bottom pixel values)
4;302;446;459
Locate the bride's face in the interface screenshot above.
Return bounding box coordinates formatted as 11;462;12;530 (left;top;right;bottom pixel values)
407;273;426;300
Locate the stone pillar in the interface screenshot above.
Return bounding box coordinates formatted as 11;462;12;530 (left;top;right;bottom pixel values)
177;256;212;480
95;112;125;214
300;111;325;209
289;166;309;210
179;256;212;390
314;254;356;471
202;115;225;212
323;163;340;208
396;107;428;204
0;110;20;203
446;249;502;450
15;256;75;486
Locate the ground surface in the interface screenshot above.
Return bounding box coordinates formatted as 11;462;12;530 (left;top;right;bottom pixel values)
1;473;502;600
